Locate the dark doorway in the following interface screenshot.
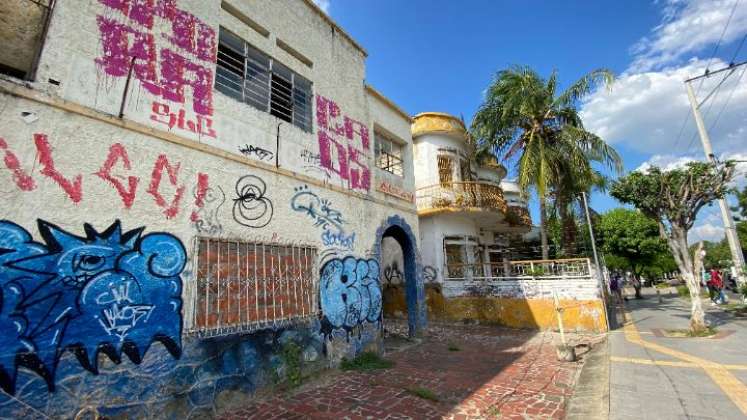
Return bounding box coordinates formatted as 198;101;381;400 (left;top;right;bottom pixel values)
374;216;425;338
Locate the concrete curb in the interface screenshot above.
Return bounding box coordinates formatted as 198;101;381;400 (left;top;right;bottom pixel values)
565;337;610;420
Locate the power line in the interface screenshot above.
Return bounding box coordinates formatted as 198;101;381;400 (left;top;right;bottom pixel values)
673;0;740;149
709;63;747;132
685;60;747;151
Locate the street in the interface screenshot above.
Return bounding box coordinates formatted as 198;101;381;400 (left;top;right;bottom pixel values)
609;288;747;419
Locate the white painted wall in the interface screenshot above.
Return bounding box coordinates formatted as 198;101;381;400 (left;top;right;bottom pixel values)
412;133;473;189
0;0;419;328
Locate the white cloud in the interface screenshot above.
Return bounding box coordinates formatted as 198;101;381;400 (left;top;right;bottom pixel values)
581;58;747;156
312;0;331;13
689;221;725;243
629;0;747;72
581;0;747;247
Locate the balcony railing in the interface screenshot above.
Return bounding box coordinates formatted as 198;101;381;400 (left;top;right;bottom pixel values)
444;258;592;281
416;181;507;213
507;205;532;226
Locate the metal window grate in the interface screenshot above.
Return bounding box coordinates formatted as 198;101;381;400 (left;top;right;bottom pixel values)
187;237;319;338
375;132;404;176
438;155;454;186
215;28;312;132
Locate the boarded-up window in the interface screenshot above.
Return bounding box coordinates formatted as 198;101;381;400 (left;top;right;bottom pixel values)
189;238;318;337
0;0;52;79
438;155;453;187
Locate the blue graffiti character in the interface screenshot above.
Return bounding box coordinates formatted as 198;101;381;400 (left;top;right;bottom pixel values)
319;256;380;336
0;220;186;394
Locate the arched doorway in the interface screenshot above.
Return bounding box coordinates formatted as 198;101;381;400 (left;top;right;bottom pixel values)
374;216;426;338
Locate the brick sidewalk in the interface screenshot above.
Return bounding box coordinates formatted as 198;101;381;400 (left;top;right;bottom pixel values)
220;323;583;419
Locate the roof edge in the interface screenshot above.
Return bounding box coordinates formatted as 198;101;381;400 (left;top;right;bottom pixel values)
300;0;368;57
366;85;412;122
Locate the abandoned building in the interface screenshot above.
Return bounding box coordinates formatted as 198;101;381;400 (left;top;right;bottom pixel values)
0;0;606;417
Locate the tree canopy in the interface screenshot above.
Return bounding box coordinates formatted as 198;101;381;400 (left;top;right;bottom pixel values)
596;208;673;279
610;161;735;332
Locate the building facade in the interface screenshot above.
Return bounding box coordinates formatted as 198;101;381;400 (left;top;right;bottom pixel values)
379;112;607;333
0;0;425;417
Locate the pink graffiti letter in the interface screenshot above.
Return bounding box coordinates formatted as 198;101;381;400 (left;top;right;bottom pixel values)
147;154;185;219
0;138;35;191
96;143;140;209
159;49;214;116
35;134;83;203
95;16;160;95
190;172;209;222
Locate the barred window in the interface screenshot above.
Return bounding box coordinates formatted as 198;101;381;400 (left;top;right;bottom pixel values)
438;155;454;187
188;238;318;337
215;28;312;132
375;131;404;176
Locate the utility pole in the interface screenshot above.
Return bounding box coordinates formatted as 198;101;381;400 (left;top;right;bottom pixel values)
581;192;610;330
685;66;747;286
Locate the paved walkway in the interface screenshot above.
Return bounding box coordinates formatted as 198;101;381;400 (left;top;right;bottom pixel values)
609;288;747;420
219;322;587;419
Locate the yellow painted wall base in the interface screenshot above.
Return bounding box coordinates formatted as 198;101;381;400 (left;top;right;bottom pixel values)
383;285;607;332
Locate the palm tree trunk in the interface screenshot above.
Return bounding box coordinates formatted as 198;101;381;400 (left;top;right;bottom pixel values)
540;195;549;260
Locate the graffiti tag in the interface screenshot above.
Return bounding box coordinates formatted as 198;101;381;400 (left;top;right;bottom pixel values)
239;144;274;162
0;220;185;394
319;256;381;339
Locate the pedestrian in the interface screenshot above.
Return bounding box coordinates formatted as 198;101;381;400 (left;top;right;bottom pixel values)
709;268;725;305
632;275;642;299
610;272;623;304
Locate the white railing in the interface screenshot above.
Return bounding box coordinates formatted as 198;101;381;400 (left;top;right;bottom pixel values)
185;237;319;338
444;258;593;281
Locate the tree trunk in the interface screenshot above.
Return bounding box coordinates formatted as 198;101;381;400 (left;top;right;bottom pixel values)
666;225;706;333
540;195;549;260
557;199;577;257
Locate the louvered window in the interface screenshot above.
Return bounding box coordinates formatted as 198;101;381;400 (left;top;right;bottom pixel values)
215;28;312;132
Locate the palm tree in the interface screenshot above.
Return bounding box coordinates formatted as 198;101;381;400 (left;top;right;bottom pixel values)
551;163;608;257
471;66;622;259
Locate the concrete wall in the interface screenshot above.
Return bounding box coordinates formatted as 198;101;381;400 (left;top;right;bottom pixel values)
0;0;422;417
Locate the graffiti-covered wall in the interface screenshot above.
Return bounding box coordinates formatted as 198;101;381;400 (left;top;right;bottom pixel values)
0;0;422;417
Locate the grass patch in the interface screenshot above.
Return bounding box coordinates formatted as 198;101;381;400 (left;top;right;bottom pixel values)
340;351;394;372
676;285;690;299
405;386;440;402
655;282;672;289
663;327;718;338
447;343;461;352
724;303;747;315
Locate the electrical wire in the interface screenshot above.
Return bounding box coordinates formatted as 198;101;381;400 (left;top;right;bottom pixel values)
672;0;740;150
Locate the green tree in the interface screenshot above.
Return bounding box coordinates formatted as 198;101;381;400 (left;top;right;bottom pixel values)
611;161;735;333
471;66;622;259
597;208;669;279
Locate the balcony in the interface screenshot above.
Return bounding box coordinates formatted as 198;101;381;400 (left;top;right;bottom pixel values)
507;205;532;226
416;181;507;216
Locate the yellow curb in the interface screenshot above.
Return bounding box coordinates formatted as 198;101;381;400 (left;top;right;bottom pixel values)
621;309;747;414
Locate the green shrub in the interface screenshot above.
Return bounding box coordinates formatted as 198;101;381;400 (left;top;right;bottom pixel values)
281;342;303;387
740;283;747;299
405;386;440;402
340;351;394;372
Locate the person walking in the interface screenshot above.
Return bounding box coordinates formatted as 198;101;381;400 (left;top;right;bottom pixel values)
610;272;623;305
709;268;725;305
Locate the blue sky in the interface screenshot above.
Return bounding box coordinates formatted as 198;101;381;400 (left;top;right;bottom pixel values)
317;0;747;243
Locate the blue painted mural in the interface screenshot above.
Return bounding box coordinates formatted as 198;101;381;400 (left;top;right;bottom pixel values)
319;256;381;340
0;219;185;394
